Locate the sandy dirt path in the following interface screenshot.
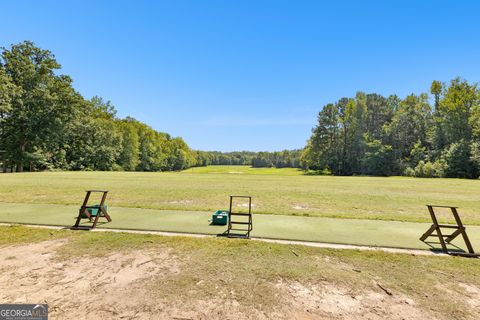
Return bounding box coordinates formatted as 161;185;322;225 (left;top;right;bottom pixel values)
0;238;446;320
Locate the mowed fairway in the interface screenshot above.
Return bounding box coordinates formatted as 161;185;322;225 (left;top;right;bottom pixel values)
0;166;480;224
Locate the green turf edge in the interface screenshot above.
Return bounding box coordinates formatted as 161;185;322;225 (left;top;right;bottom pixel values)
0;202;479;252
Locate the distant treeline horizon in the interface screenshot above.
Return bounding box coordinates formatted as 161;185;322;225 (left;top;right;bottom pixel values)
195;150;303;168
1;41;479;178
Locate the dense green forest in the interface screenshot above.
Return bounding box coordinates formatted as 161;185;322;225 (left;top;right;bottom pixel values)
302;79;480;178
0;41;198;172
195;150;302;168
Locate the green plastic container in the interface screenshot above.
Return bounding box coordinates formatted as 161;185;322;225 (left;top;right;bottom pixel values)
81;204;108;218
211;210;229;225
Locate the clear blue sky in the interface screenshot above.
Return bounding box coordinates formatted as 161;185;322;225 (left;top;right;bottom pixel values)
1;1;479;151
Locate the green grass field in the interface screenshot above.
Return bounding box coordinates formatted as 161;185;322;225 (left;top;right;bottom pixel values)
184;165;304;175
0;166;479;224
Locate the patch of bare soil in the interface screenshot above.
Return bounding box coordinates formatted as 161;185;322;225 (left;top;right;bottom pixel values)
0;240;473;320
458;283;480;309
0;240;179;319
238;203;255;208
275;280;425;320
152;299;278;320
292;205;309;210
167;199;195;205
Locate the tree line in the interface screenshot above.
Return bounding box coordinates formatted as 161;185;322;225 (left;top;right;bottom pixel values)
301;78;480;178
195;150;302;168
0;41;197;172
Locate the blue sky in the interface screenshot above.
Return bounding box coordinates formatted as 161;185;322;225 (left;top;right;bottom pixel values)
1;1;479;151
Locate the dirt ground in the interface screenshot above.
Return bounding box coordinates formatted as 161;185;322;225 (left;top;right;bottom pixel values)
3;238;478;320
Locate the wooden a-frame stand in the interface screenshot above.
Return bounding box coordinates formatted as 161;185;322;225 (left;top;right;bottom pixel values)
227;195;253;239
420;205;478;257
73;190;112;229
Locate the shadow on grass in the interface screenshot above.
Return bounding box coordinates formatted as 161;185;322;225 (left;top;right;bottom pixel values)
68;218;110;231
423;241;480;258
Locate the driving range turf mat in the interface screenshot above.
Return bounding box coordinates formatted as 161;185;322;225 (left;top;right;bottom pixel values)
1;202;479;252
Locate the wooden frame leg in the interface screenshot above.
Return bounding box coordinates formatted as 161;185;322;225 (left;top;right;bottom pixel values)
99;207;112;222
227;196;233;236
99;191;112;221
92;212;100;229
445;229;462;243
74;212;82;228
451;208;475;254
420;225;435;241
92;191;110;229
74;191;92;228
427;206;448;253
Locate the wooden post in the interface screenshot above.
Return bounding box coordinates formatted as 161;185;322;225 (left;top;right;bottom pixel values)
74;191;92;227
420;225;435;242
451;207;475;254
427;205;448;253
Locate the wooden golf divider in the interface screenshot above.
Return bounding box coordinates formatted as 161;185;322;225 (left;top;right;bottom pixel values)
420;205;479;257
73;190;112;230
226;195;253;239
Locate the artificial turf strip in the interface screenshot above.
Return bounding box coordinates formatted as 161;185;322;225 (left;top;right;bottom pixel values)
0;202;479;251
